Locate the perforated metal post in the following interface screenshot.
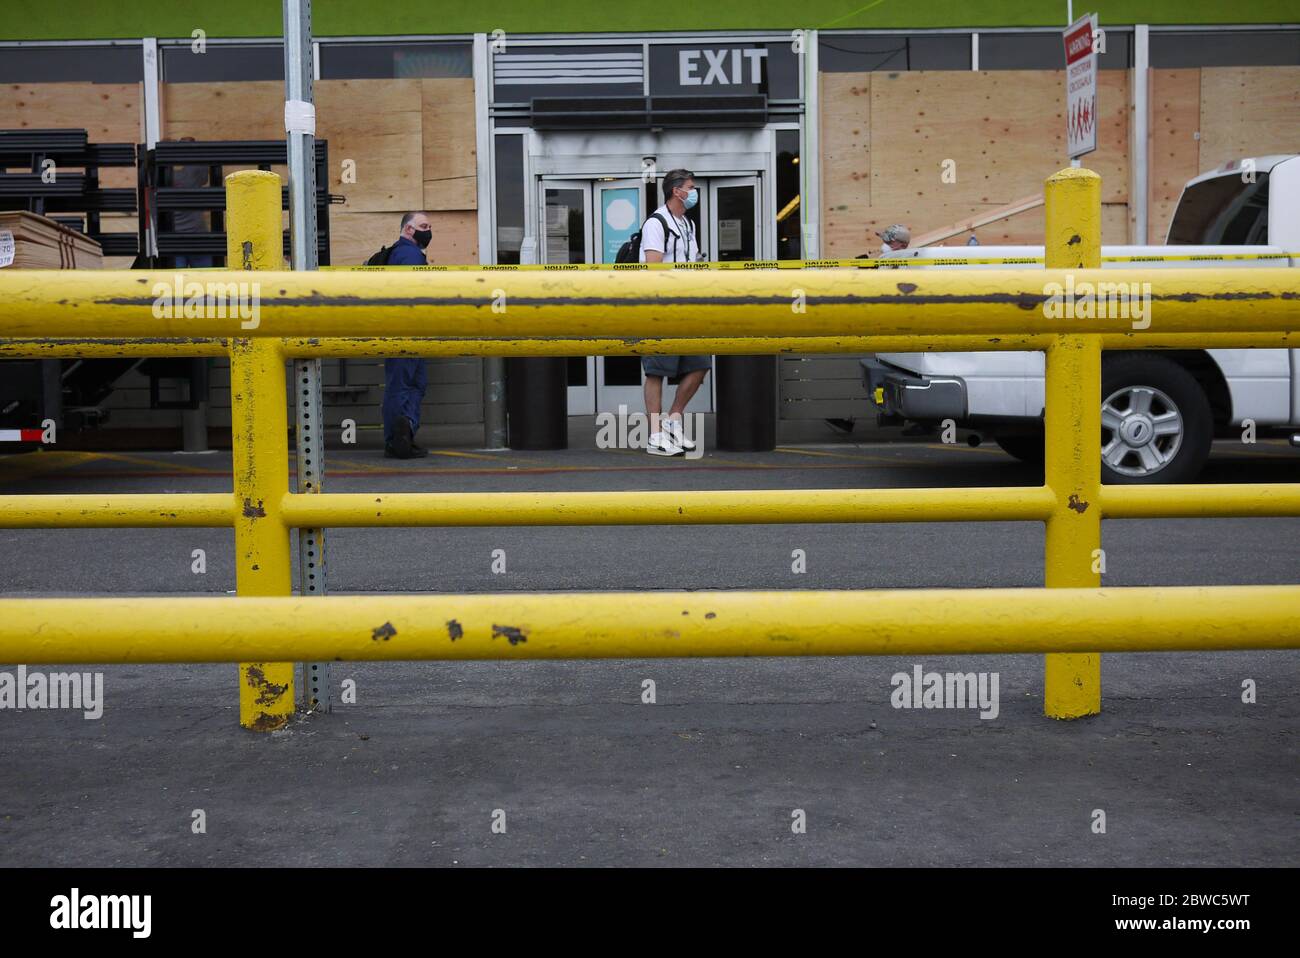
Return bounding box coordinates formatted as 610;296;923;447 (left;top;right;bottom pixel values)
284;0;330;711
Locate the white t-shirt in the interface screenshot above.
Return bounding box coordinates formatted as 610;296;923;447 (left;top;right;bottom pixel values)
638;204;698;263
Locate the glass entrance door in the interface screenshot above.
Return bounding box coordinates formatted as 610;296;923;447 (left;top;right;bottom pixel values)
540;180;596;414
542;173;761;416
593;178;648;414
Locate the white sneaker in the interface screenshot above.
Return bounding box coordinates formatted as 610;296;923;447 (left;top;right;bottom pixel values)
663;416;697;451
646;432;683;456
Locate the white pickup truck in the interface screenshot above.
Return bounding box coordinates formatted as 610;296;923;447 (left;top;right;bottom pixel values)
862;155;1300;483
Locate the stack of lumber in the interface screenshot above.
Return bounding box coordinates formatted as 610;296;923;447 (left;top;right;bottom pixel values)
0;210;102;270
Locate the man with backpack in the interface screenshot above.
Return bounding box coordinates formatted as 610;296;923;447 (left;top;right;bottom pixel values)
636;169;710;457
377;212;433;458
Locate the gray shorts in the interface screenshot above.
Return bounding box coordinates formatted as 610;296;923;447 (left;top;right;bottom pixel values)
641;355;712;384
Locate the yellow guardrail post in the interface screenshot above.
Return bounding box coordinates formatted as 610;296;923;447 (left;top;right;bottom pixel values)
226;170;295;731
1043;168;1103;719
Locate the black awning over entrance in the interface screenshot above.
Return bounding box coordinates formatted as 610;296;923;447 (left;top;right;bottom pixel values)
530;95;768;130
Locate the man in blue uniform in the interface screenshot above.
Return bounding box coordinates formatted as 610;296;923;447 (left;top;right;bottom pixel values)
382;212;433;458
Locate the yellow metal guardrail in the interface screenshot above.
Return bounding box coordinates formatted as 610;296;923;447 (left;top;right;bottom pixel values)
0;167;1297;731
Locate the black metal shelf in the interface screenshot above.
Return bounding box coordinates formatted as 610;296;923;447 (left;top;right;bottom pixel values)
0;129;137;242
42;189;138;213
142;138;334;266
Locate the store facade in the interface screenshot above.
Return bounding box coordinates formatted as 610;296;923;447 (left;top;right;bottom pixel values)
485;34;811;415
2;4;1298;446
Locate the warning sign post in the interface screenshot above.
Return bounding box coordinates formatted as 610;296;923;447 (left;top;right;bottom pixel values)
1063;13;1098;159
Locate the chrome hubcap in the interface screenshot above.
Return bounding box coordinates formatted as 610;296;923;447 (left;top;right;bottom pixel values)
1100;385;1184;477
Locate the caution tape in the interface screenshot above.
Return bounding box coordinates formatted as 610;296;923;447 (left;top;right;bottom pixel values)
325;259;877;272
1103;252;1296;263
322;252;1298;272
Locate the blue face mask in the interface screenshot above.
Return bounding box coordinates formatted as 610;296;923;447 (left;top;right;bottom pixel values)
682;188;698;210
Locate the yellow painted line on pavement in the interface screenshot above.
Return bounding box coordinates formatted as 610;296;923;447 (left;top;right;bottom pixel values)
774;445;936;462
319;456;387;472
428;449;546;465
0;450;99;481
773;445;983;468
328;451;549;471
84;450;225;475
773;446;862;459
919;442;1008;456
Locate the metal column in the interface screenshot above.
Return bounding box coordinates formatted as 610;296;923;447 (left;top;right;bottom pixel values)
141;38;161;259
801;29;820;259
283;0;330;712
474;33;507;449
1132;25;1150;244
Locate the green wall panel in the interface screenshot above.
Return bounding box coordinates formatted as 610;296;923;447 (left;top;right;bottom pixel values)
3;1;1295;41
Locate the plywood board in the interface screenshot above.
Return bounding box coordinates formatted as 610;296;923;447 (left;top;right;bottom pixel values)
329;209;477;266
98;212;138;269
317;79;423;213
0;82;141;188
819;72;872;256
1198;66;1300;171
1146;69;1201;244
915;199;1127;248
421;78;477;211
829;69;1130;256
166;79;426;214
896;72;1111;207
165;80;469;214
163;81;282;140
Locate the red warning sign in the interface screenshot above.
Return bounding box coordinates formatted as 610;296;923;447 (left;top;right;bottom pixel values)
1063;14;1098;159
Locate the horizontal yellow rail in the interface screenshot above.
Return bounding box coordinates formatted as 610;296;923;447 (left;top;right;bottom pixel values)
2;331;1297;359
4;484;1300;529
1099;483;1300;518
2;169;1295;729
0;494;236;527
0;267;1294;339
1;586;1296;664
277;487;1057;527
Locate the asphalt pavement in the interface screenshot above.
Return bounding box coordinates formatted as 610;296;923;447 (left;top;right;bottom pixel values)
0;434;1296;866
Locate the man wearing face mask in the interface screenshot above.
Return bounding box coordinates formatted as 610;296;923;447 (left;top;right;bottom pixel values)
381;211;433;458
639;169;710;457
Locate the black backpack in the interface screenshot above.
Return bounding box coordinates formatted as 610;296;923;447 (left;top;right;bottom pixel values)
365;244;395;266
614;213;670;264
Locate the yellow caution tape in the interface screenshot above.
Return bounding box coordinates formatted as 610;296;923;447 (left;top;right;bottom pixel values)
324;252;1298;271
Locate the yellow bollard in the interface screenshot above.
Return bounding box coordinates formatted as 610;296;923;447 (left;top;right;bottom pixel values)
226;170;295;731
1043;168;1103;719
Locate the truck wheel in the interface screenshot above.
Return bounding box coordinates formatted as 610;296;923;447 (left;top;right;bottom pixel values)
994;434;1043;463
1100;355;1212;484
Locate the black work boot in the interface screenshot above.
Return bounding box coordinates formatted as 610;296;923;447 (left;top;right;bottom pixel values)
385;415;412;458
384;416;427;459
401;417;427;458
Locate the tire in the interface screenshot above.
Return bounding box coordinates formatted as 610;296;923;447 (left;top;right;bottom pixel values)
995;433;1044;463
1100;355;1212;484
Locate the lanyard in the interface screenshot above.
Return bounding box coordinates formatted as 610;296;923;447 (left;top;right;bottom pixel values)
670;213;692;260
